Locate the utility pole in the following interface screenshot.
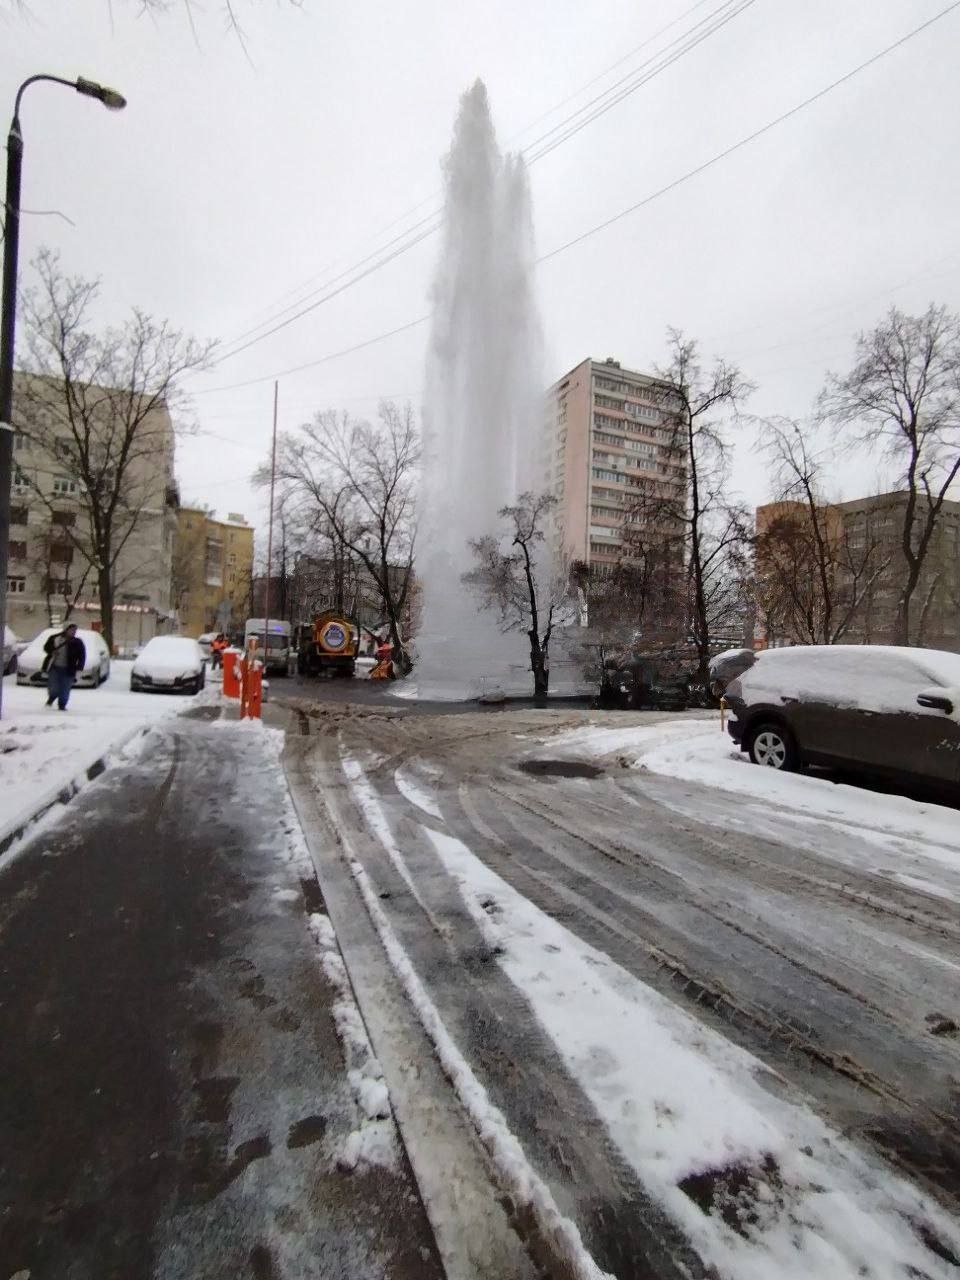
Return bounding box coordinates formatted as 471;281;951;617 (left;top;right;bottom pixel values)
261;381;278;669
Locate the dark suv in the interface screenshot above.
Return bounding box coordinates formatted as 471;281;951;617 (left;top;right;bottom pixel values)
719;645;960;792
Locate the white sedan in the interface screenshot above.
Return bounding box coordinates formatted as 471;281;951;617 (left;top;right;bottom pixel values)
130;636;207;695
16;626;112;688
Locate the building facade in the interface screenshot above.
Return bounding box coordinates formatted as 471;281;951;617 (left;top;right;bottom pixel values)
542;357;686;570
755;491;960;652
7;373;179;651
174;509;254;638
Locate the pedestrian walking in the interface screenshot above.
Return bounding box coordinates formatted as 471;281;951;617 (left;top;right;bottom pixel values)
43;623;86;711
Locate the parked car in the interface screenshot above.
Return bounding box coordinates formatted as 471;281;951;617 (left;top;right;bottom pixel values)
722;645;960;791
2;625;19;676
16;626;112;688
130;636;207;694
197;632;216;661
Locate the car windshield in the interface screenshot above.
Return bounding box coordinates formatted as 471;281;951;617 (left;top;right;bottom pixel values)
248;633;289;652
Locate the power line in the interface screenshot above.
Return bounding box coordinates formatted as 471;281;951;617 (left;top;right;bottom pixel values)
191;3;960;400
538;0;960;263
192;315;429;395
525;0;756;165
213;0;722;352
206;0;756;367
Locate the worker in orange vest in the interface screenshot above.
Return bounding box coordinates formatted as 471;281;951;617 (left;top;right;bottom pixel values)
210;633;228;669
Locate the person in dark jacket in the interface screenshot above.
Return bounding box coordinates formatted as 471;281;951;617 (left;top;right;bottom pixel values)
43;623;86;711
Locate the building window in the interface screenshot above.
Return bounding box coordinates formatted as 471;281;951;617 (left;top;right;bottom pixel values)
591;467;625;484
623;401;659;422
49;543;73;565
51;510;76;528
13;467;30;494
13;431;28;451
204;536;223;587
10;505;28;526
7;576;26;594
52;477;78;497
45;577;72;595
8;540;27;561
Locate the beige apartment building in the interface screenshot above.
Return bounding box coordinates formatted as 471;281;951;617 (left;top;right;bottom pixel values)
756;491;960;652
542;357;686;569
174;508;254;638
7;373;179;651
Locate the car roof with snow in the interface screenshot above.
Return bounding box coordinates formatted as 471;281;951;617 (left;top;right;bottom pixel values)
139;636;202;655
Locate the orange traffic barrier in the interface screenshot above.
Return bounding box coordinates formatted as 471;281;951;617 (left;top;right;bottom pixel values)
240;639;263;720
222;648;241;698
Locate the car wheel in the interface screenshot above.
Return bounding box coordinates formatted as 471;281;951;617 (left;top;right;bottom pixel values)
747;721;799;771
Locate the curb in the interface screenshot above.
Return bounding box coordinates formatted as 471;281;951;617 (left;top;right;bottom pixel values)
0;721;154;862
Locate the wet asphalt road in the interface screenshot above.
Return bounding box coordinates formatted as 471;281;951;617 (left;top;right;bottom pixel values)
302;696;960;1278
0;716;443;1280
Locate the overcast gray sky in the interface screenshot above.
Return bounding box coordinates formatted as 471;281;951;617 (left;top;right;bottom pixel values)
5;0;959;545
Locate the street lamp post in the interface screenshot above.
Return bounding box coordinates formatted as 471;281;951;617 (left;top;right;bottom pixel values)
0;74;125;718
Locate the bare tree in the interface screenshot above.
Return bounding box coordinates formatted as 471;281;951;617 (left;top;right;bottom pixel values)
570;544;686;694
267;401;418;670
756;419;888;644
625;331;752;676
462;492;567;700
821;304;960;645
14;250;214;649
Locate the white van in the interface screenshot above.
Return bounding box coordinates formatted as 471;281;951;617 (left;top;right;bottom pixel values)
244;618;292;675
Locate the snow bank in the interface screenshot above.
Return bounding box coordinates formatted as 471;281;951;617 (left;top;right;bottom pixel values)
306;910;398;1172
547;720;960;890
423;825;960;1280
0;663;213;855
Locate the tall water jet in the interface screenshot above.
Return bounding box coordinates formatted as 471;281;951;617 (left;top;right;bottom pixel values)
416;81;544;699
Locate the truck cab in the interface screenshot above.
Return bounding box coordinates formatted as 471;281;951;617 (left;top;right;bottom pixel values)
244;619;292;675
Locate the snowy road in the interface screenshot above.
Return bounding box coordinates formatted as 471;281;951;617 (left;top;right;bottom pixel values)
298;700;960;1280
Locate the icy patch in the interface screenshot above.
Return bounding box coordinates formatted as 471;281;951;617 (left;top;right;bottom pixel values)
423;825;960;1280
394;764;443;819
306;911;398;1172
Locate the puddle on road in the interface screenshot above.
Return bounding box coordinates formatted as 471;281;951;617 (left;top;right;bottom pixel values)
518;759;603;780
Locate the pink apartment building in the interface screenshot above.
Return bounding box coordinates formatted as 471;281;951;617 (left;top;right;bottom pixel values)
542;357;686;569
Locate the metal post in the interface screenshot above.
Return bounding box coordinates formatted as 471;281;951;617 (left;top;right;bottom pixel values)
262;381;278;673
0;74;125;720
0;113;24;720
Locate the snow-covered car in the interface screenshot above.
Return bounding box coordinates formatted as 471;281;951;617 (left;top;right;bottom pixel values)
708;647;756;692
16;626;112;688
2;625;19;676
130;636;207;694
725;644;960;790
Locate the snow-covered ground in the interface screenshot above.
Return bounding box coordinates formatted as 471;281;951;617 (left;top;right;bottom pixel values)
341;743;960;1280
0;664;213;851
544;717;960;898
423;824;959;1280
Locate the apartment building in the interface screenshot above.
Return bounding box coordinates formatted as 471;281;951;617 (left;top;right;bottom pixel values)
7;373;179;650
755;491;960;651
542;357;686;569
174;509;254;637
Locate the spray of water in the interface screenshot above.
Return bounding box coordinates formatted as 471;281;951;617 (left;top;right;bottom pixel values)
415;81;544;699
